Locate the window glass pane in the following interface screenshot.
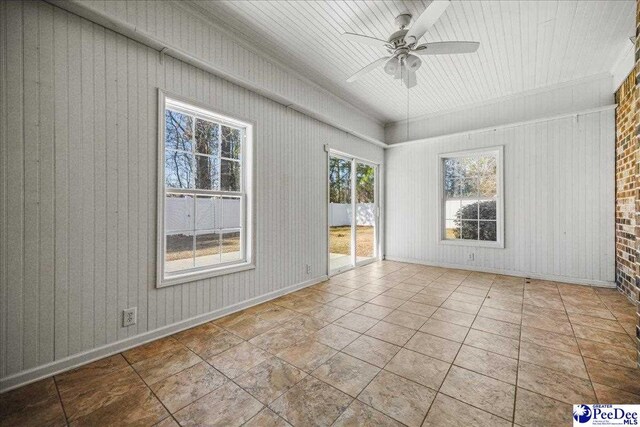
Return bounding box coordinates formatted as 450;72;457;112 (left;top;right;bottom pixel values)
221;125;242;160
476;155;496;176
165;149;193;189
165;194;194;233
445;200;461;220
166;233;194;273
444;158;463;177
479;221;497;241
222;196;242;229
221;231;242;262
461;221;479;240
356;164;375;203
165;110;193;151
195;232;221;267
444;174;457;198
329;158;352;204
460;200;479;219
221;159;241;192
195;154;220;190
479;200;497;220
196;196;222;231
195;118;219;156
479;174;497;197
457;178;478;198
445;220;459;239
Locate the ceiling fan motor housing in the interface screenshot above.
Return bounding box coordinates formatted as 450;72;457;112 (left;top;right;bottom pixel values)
394;13;412;29
388;29;409;48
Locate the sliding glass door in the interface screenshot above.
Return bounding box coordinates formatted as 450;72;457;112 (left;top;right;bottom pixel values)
329;153;378;274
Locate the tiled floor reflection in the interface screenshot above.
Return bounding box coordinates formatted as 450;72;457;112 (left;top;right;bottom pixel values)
1;261;639;426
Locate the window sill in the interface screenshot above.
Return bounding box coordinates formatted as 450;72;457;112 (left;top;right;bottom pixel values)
439;239;504;249
157;262;255;288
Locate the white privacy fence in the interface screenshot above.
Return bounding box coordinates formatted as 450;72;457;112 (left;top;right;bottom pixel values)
166;199;369;230
330;203;375;226
166;196;241;232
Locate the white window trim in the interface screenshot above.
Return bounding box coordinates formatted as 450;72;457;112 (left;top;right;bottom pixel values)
157;90;255;288
437;146;504;249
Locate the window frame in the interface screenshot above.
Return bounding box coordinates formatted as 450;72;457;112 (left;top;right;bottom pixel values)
437;146;504;249
157;90;255;288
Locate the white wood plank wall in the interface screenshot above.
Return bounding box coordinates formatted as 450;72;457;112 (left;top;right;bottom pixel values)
67;0;385;142
385;74;614;144
385;110;615;285
0;1;383;383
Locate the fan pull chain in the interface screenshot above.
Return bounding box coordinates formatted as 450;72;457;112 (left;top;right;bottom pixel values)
406;68;410;142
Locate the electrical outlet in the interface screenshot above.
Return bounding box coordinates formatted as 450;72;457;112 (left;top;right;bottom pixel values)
305;264;311;275
123;307;137;327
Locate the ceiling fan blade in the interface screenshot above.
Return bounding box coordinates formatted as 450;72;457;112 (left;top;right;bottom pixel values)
414;41;480;55
346;56;391;82
404;1;450;45
342;32;388;48
402;68;417;89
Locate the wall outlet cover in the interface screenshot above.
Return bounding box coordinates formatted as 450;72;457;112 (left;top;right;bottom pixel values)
123;307;137;327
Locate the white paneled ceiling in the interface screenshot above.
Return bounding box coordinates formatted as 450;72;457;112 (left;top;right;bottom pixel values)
190;1;635;123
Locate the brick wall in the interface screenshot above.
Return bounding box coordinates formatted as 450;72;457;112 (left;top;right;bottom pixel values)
615;0;640;366
636;0;640;367
615;71;637;300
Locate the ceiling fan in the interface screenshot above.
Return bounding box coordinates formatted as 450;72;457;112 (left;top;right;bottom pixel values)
343;0;479;89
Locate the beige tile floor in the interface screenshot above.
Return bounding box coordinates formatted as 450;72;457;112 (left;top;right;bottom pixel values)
1;261;639;426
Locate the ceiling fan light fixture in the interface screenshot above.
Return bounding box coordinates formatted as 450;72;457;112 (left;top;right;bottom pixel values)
404;54;422;72
384;57;400;75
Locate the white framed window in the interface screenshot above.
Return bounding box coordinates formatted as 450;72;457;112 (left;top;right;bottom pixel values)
439;146;504;248
157;92;254;287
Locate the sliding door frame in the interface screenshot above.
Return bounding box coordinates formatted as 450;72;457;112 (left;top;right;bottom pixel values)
327;149;381;276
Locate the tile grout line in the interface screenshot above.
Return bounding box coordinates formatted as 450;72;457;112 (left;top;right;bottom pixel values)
51;375;71;426
559;286;602;404
510;276;527;425
337;268;519;426
417;272;477;427
420;273;520;426
332;273;513;423
124;346;192;425
337;267;438;426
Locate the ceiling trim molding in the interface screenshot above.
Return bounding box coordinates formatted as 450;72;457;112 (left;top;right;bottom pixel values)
611;40;636;92
388;104;617;149
386;72;613;128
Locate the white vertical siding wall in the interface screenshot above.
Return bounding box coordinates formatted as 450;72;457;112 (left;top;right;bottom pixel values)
0;1;383;387
59;0;385;143
385;110;615;285
385;74;614;144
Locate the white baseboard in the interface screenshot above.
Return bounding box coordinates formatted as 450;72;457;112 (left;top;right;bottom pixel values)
0;275;328;393
384;256;616;288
